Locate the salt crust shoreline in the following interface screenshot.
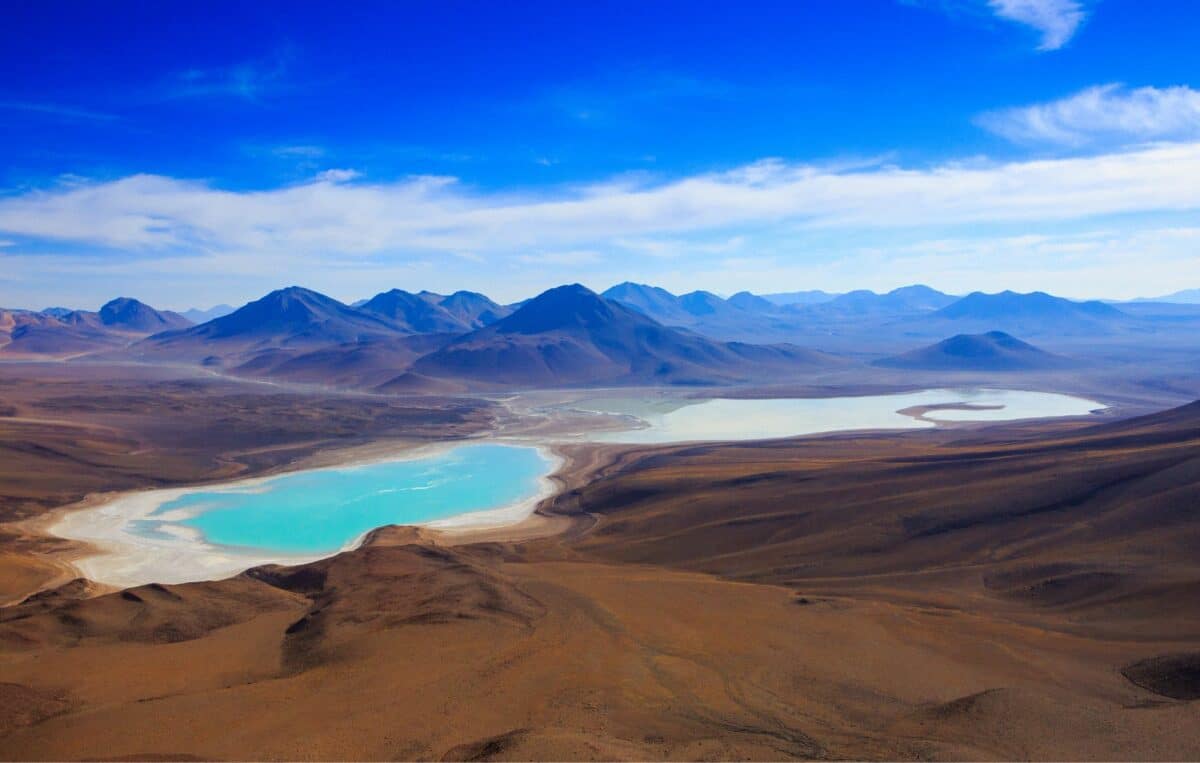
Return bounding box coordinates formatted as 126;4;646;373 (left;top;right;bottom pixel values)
48;439;564;589
44;387;1108;589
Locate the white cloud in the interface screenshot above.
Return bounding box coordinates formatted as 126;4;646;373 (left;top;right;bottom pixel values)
978;84;1200;145
614;236;747;259
516;250;603;266
3;143;1200;260
987;0;1085;51
641;227;1200;301
313;168;361;184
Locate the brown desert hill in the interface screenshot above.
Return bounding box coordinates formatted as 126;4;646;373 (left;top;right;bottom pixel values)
0;298;191;357
233;332;458;387
0;311;119;356
383;283;846;391
123;285;405;365
556;400;1200;608
2;401;1200;759
873;330;1076;371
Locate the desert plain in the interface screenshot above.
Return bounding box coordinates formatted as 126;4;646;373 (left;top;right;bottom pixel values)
0;353;1197;761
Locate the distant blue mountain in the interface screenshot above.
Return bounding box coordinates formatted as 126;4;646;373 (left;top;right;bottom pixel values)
182;304;235;324
928;291;1128;337
727;291;777;312
938;291;1123;320
1129;288;1200;304
432;290;511;328
130;286;400;364
359;289;472;333
874;331;1073;371
99;297;192;332
760;290;839;306
601;282;695;324
386;284;842;390
811;285;956;315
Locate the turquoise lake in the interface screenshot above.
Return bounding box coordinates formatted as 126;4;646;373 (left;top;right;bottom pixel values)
143;443;552;553
52;388;1112;588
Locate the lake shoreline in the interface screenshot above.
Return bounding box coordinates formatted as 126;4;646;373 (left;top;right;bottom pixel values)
43;440;568;589
27;385;1111;594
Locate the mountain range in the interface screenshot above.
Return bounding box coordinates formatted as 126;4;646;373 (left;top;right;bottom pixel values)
3;282;1193;388
0;298;191;357
600;283;965;343
924;290;1128;336
1128;288;1200;304
100;284;840;390
386;284;842;391
359;289;511;334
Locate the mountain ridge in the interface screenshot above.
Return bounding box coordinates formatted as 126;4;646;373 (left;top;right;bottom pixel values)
386;284;843;391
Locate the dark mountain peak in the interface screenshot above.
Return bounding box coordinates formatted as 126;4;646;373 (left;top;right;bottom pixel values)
874;330;1071;371
414;290;446;305
127;285;406;364
938;291;1126;320
939;330;1034;353
820;287;952;315
195;286;394;340
677;290;728;316
825;290;882;309
363;288;422;309
603;282;676;299
359;289;469;333
496;284;628;334
884;284;956;310
727;291;776;312
887;284;945;299
437;290;511;328
395;283;840;391
98;297;191;331
602;282;692;324
440;290;501;308
58;310;101;326
245;286;341;320
982;329;1020;341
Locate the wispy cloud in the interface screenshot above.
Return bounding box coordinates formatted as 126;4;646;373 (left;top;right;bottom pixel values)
0;101;118;122
311;168;361;184
271;144;325;158
164;50;292;101
2;144;1200;262
516;250;603;266
987;0;1086;51
539;71;732;124
910;0;1089;51
978;83;1200;145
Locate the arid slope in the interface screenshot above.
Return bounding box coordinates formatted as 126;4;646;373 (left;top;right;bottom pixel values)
1;401;1198;759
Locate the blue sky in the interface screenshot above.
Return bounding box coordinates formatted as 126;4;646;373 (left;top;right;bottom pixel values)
2;0;1198;309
